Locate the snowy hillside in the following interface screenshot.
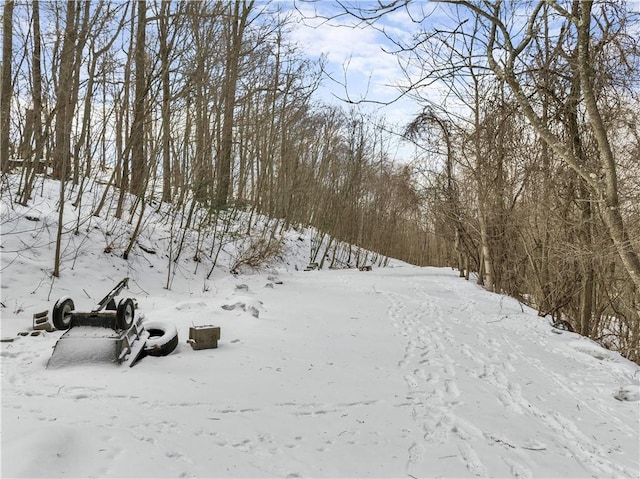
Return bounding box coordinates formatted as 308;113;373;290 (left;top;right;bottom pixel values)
1;178;639;478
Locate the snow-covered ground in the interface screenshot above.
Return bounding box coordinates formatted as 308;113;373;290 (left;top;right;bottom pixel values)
1;179;639;478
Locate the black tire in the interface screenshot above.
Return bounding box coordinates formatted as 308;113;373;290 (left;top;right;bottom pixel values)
116;298;135;330
52;297;75;330
143;320;179;357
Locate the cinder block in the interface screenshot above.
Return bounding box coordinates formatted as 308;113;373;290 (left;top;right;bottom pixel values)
188;325;221;350
33;310;55;332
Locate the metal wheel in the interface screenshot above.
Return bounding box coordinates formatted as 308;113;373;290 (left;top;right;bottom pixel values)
116;298;135;330
52;297;75;330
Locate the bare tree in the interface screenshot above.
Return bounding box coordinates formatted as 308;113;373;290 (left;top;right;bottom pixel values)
18;0;44;205
460;0;640;291
215;0;255;208
1;0;14;173
130;0;147;197
158;0;182;203
52;1;81;277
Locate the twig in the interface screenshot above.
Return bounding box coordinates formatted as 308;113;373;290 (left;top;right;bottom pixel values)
47;274;55;302
521;445;547;451
492;437;516;448
30;272;47;295
129;277;149;296
487;315;508;324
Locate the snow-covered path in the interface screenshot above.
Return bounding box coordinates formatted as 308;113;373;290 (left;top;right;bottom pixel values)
2;266;639;478
375;270;638;478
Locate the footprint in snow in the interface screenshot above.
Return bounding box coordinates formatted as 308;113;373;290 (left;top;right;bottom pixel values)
221;302;260;318
613;384;640;401
404;374;419;389
458;443;488;477
408;442;425;464
175;301;207;311
502;456;533;479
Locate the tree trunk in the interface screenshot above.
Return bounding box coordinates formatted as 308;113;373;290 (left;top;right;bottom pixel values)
159;0;172;203
52;1;78;181
19;0;43;205
478;208;495;292
215;0;253;208
130;0;147;197
69;2;90;185
53;1;80;277
1;0;14;173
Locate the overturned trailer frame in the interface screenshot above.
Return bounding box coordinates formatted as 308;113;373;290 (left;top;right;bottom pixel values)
47;278;150;368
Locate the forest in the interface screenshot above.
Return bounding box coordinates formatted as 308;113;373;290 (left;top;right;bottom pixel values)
1;0;639;362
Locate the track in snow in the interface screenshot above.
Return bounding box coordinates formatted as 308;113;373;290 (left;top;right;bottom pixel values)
2;266;638;478
378;271;638;478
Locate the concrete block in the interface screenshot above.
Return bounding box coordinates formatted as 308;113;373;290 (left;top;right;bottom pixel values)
188;325;221;350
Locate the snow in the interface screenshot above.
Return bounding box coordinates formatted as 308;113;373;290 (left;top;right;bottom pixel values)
2;178;639;478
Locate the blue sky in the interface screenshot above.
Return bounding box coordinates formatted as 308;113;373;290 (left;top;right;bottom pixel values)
289;2;411;104
284;1;449;160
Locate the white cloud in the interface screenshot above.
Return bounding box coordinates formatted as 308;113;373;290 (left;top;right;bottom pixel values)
288;5;412;106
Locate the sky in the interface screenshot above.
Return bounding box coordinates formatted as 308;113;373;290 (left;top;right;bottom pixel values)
285;1;435;159
283;0;465;163
288;2;412;105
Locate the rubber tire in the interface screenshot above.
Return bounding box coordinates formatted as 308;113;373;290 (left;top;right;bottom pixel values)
52;297;75;330
116;298;135;330
143;320;179;357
